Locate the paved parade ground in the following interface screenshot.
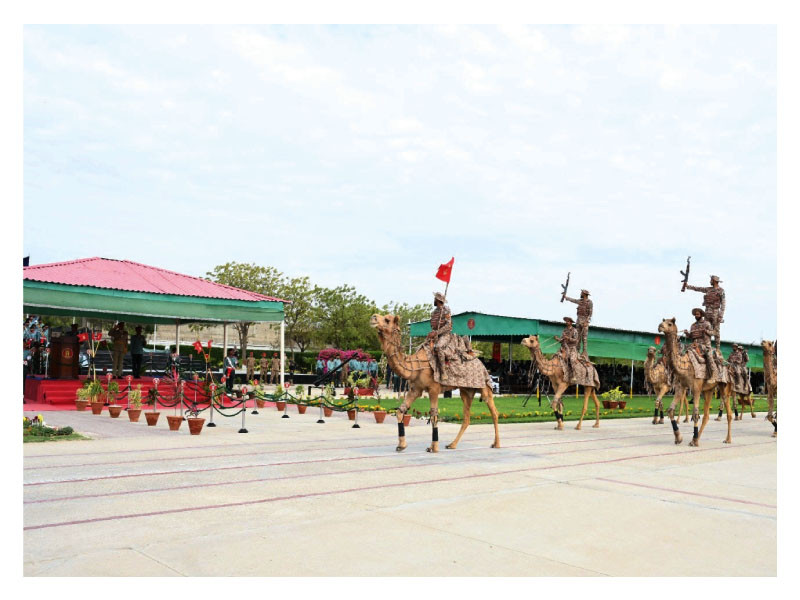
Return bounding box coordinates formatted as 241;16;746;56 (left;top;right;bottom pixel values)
23;407;777;577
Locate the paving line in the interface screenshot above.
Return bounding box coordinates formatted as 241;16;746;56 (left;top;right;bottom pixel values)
24;439;649;505
24;429;679;474
23;440;774;531
23;431;684;487
594;477;777;509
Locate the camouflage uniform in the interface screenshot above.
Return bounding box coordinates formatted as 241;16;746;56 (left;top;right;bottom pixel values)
687;315;719;381
727;345;742;390
685;280;725;350
245;355;255;381
557;323;580;381
564;291;593;357
428;302;453;371
740;347;751;394
270;355;281;384
259;356;268;381
657;345;673;386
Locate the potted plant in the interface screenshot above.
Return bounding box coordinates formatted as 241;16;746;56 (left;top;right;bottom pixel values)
144;386;161;426
600;386;625;410
295;385;307;414
402;413;412;427
107;381;123;417
167;414;184;431
128;385;143;422
186;405;205;435
88;380;105;414
75;386;89;412
274;389;286;411
373;404;387;423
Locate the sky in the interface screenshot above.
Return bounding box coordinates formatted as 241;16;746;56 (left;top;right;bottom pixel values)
23;24;777;342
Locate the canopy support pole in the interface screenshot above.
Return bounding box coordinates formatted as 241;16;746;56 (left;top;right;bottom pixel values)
630;359;634;398
280;320;285;389
223;323;228;366
175;321;179;356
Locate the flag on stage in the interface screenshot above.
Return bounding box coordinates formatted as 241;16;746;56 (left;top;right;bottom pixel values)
435;257;455;283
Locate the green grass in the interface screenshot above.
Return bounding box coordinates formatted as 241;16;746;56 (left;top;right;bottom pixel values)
23;432;89;443
355;394;776;424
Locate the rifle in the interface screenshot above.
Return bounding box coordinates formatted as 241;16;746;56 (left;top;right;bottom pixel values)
313;358;349;388
680;256;691;292
560;272;570;302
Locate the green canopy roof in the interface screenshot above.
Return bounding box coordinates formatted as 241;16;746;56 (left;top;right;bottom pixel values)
410;311;764;369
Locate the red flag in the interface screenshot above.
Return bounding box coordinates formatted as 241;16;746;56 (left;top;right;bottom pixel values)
193;341;203;354
655;336;661;345
435;257;454;283
77;333;89;342
207;340;213;349
93;332;102;341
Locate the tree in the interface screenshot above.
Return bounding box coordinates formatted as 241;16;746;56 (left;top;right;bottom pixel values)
206;262;285;361
279;276;317;354
314;284;380;351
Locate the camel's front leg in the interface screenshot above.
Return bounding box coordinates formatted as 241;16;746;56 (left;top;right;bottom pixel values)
667;389;683;444
484;388;501;448
690;389;712;447
591;388;600;427
575;390;589;430
395;388;421;452
772;413;777;437
446;391;473;450
723;394;732;444
749;394;756;418
551;383;568;430
427;394;440;453
766;391;775;423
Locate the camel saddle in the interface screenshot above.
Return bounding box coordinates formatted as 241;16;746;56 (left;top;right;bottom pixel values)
686;347;727;384
557;354;600;388
424;333;492;389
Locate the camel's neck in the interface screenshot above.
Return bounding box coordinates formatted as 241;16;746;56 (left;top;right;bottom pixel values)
763;349;775;380
528;344;556;376
644;355;656;376
664;330;691;378
377;330;413;379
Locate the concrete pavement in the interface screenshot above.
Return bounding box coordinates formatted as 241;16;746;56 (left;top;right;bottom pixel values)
23;406;776;576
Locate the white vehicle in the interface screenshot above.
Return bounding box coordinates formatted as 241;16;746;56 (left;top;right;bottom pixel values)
490;375;500;394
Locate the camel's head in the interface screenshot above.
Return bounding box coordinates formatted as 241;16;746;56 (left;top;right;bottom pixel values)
370;313;400;337
658;317;677;335
647;346;657;358
521;335;539;350
761;339;775;353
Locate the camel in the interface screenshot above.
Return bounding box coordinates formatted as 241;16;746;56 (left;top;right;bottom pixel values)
657;318;732;446
644;346;686;425
370;313;500;452
521;335;600;430
761;340;777;437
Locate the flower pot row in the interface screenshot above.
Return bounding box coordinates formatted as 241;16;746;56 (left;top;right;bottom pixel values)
601;400;627;409
83;399;206;435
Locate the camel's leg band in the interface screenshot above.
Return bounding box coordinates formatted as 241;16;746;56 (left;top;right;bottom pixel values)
671;420;679;432
398;423;405;437
432;427;438;442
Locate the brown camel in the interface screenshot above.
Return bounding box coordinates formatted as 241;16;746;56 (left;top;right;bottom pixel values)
370;313;500;452
761;340;777;437
644;346;686;425
521;335;600;430
658;318;732;446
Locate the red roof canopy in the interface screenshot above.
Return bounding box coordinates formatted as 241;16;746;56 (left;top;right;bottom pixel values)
23;257;288;303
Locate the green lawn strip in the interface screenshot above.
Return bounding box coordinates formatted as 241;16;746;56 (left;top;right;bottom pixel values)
23;432;90;443
357;394;775;424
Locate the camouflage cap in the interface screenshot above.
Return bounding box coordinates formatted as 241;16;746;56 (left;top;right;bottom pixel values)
710;275;722;283
691;307;705;317
433;292;446;303
580;289;590;296
563;316;575;324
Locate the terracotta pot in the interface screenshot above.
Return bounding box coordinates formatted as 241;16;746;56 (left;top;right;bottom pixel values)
256;399;266;408
617;401;627;410
75;400;88;412
108;405;123;418
276;401;286;411
128;408;142;422
167;415;184;431
90;401;104;415
145;411;161;426
187;417;205;435
602;400;611;409
403;414;411;426
296;404;307;414
323;407;333;417
373;410;387;423
347;409;356;421
609;401;619;409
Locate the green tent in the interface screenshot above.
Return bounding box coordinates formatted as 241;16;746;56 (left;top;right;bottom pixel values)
410;311;764;369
